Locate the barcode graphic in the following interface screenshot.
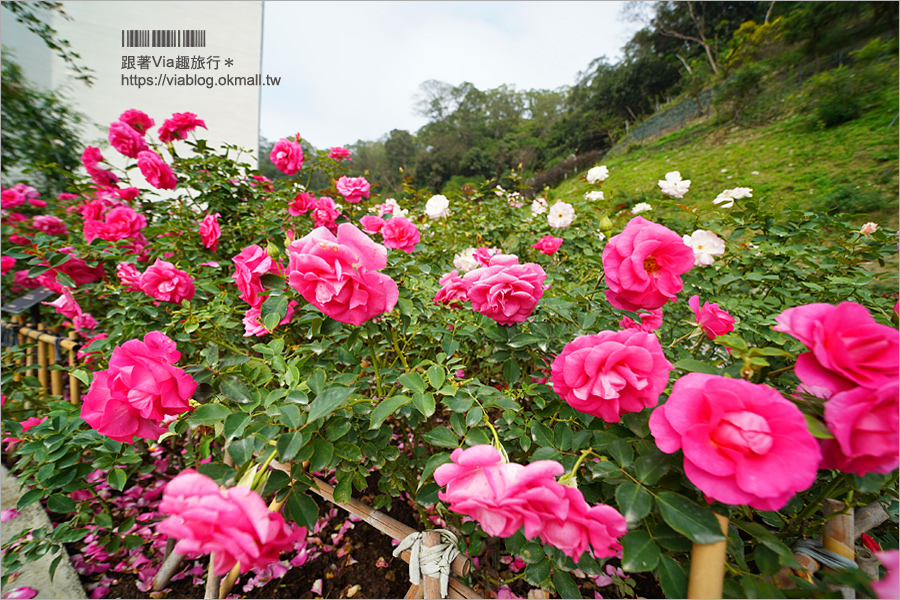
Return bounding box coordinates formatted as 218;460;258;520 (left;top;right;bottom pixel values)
121;30;206;48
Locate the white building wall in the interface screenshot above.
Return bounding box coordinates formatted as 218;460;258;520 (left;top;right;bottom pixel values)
1;1;264;176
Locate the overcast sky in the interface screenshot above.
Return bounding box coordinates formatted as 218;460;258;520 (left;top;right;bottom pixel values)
260;1;642;149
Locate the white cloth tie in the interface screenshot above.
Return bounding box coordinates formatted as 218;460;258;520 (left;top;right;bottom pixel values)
392;529;460;599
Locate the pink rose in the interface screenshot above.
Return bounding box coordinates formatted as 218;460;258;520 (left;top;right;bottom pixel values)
602;216;695;311
434;270;468;309
43;288;81;319
116;187;141;202
199;213;221;252
328;146;352;161
286;223;399;326
45;249;105;287
28;198;46;208
462;256;547;326
649;373;822;511
311;196;341;230
538;483;627;562
32;215;68;236
157;470;300;576
774;302;899;394
158;112;206;143
87;166;120;189
359;215;385;234
819;383;898;476
117;262;144;291
872;550;899;600
1;188;24;209
381;216;420;253
1;256;16;275
619;309;663;332
270;138;304;176
472;247;501;267
81;331;196;444
232;245;281;307
77;333;107;366
532;235;563;256
140;259;195;304
9;234;32;246
242;301;297;337
689;295;735;340
108;121;150;158
551;329;672;423
118;109;154;134
73;312;98;332
335;176;371;204
13;270;41;290
288;192;316;216
137;151;178;190
85;206;147;243
81;146;103;170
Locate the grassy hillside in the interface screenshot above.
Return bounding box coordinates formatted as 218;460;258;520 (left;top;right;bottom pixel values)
553;44;899;230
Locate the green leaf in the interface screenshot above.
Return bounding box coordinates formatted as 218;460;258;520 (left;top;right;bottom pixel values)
47;494;76;513
716;334;748;352
223;412;251;441
412;392;436;418
219;376;254;404
656;492;726;544
227;437;255;466
552;570;582;599
426;365;446;390
621;530;660;572
466;406;484;427
106;469;127;492
615;482;652;525
524;558;552;586
503;359;520;385
657;554;688;599
284;488;318;529
260;294;289;331
307;387;353;423
520;542;545;564
307;369;326;395
279;404;302;429
609;439;634;467
17;489;44;510
419;452;451;490
308;439;334;472
754;545;781;576
333;476;353;504
423;426;458;449
507;333;541;348
672;359;720;375
49;554;63;582
189;403;232;427
398;372;426;395
805;414;835;439
635;452;671;485
277;432;307;462
530;421;554;448
369;396;411;429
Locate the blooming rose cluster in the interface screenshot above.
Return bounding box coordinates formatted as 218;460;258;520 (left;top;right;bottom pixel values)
689;295;735;340
81;331;197;444
775;302;899;475
335;176;371;204
328;146;352;161
532;235;563;256
199;213;221;252
270;137;304;176
461;254;547;326
158;470;301;575
650;374;822;511
82;204;149;258
551;330;672;422
602;217;695;311
229;244;295;336
434;445;627;561
136;259;196;304
42;287;98;333
433;270;468;309
158;111;206;143
286;223;399;326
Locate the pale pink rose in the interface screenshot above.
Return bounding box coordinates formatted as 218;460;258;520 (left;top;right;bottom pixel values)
108;121;150;158
1;256;16;275
232;245;280;307
286;223;399;326
872;550;899;600
241;301;297;337
602;216;695;311
649;373;822;511
288;192;316;216
551;330;672;422
312;196;341;230
619;308;663;332
81;331;196;444
328;146;352;161
118;109;154;134
140;259;195;304
860;222;879;235
43;288;81;319
472;247;501;267
335;176;371;204
32;215;68;236
199;213;221;252
381;216;420;253
158;112;206;143
117;262;143;291
689;295;735;340
433;270;468;309
538;482;627;562
270;138;304;176
137;150;178;190
819;383;898;476
158;470;300;576
531;235;563;256
773;302;899;394
462;256;546;326
359;215;385;234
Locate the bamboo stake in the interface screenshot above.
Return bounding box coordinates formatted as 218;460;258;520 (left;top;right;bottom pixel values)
404;584;423;599
36;323;48;392
824;499;855;600
204;556;220;599
854;502;889;539
14;315;27;381
49;337;64;397
687;513;730;599
423;530;442;600
68;331;80;404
